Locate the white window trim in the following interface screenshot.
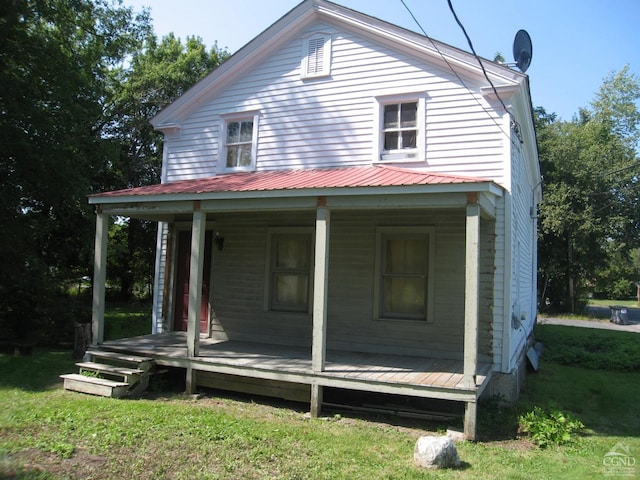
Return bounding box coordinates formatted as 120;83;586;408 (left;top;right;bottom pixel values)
218;110;260;173
373;92;426;163
263;227;315;314
301;32;332;79
373;226;435;323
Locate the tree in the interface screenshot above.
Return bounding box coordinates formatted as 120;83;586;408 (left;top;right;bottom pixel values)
0;0;150;341
594;242;637;300
103;34;229;298
537;67;640;312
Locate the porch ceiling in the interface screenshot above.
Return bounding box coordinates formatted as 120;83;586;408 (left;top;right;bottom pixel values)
89;165;503;219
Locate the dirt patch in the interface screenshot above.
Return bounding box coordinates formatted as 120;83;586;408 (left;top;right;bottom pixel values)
483;438;537;451
1;447;108;479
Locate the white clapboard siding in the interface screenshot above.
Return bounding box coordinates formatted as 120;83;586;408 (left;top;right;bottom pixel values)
164;21;507;183
152;222;169;333
479;217;496;360
508;142;536;367
327;209;467;358
210;212;315;347
491;196;507;370
205;209;494;360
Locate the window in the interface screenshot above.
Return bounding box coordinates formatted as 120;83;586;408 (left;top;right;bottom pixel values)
267;231;313;313
374;227;434;321
219;112;259;172
301;33;331;79
374;93;426;162
383;102;417;150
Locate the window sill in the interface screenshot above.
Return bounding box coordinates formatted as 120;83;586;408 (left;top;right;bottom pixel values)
373;316;432;325
376;151;423;163
264;310;312;320
300;72;331;81
218;166;256;174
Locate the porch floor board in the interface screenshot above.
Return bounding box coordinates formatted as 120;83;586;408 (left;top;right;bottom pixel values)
99;332;491;394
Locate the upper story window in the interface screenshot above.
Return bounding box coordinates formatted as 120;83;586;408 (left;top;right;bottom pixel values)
301;33;332;79
383;102;418;150
219;111;260;172
374;92;426;163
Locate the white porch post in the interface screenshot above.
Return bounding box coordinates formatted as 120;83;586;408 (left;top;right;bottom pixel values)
186;202;206;393
464;200;480;386
464;195;480;440
311;201;330;417
91;208;108;345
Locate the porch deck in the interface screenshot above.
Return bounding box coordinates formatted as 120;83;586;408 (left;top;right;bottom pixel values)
99;332;492;403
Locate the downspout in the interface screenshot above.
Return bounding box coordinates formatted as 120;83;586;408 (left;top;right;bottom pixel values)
530;178;542;324
500;110;513;374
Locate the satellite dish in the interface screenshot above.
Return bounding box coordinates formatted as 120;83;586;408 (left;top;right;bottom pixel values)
512;29;533;73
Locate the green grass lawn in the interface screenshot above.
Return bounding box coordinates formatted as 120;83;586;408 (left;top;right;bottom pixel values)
534;324;640;371
103;301;152;340
588;298;639;308
0;325;638;479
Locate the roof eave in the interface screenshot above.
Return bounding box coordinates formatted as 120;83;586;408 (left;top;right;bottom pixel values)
89;180;503;206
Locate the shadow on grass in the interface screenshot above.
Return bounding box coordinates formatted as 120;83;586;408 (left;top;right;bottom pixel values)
519;362;640;438
0;456;57;480
476;323;640;442
0;349;76;392
513;324;640;439
103;301;152;341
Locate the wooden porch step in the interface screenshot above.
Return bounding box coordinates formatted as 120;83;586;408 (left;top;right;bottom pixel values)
85;349;154;371
60;373;130;398
76;362;144;383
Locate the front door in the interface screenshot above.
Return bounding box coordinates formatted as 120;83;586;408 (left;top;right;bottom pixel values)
174;230;212;333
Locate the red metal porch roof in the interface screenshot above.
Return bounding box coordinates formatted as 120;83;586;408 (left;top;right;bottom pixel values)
91;165;492;199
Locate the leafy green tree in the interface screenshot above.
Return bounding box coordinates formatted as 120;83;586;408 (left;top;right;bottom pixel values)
537;67;640;312
594;242;637;300
0;0;150;341
103;34;229;298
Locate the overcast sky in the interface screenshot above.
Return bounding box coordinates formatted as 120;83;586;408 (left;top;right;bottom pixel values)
123;0;640;121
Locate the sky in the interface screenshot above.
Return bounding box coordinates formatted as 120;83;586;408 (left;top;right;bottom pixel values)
122;0;639;122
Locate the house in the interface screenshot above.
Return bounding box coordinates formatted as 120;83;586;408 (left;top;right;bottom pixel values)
83;0;541;439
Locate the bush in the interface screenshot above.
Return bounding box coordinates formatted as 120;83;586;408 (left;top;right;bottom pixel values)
519;406;584;448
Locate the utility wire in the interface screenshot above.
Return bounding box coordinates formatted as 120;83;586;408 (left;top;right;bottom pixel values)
446;0;526;144
399;0;520;149
446;0;509;114
599;161;640;177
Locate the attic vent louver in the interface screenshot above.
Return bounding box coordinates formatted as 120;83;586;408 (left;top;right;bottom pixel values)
301;33;331;79
307;38;324;75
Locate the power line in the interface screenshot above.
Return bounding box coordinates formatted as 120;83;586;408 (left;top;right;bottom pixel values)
599;161;640;177
446;0;510;114
399;0;520;149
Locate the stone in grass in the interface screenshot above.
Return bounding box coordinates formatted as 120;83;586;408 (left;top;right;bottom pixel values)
414;436;461;469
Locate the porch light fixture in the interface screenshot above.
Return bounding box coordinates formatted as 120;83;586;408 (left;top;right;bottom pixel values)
215;232;225;251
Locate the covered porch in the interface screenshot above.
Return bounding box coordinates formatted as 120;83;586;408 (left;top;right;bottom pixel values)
98;331;493;411
88;166;503;439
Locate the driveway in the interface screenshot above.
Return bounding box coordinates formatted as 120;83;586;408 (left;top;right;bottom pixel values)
538;305;640;333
